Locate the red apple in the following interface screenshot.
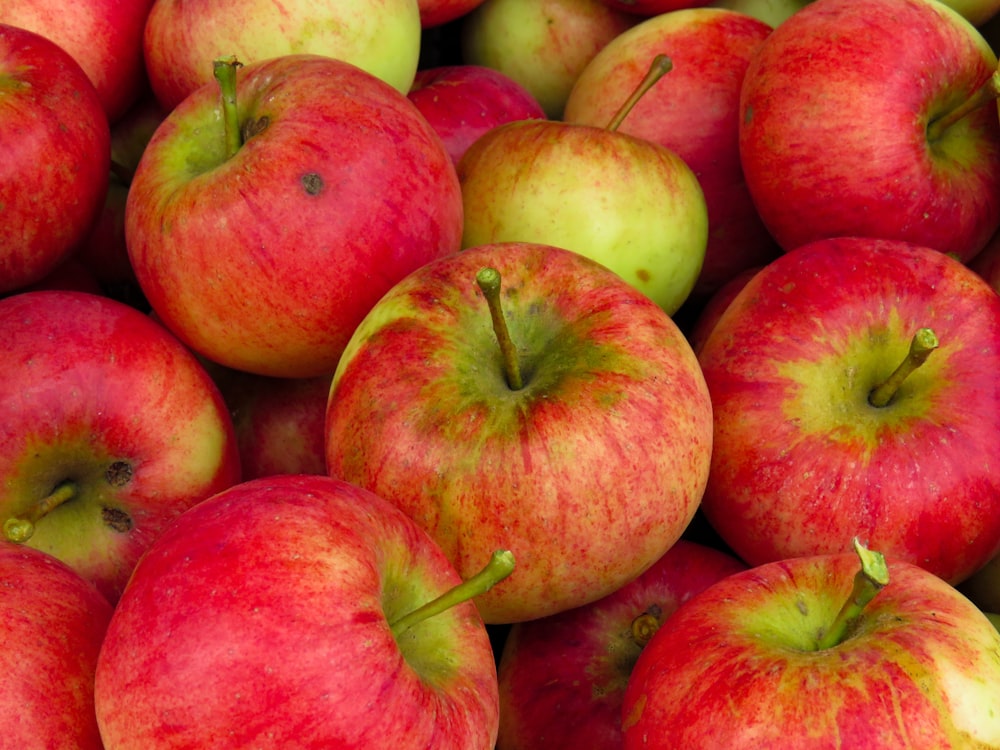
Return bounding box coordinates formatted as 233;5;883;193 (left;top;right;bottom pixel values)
0;0;154;122
563;8;780;300
326;242;714;623
0;290;241;602
408;64;546;166
685;264;761;355
95;474;508;748
599;0;714;15
738;0;1000;260
496;540;747;749
0;543;113;750
697;236;1000;585
126;54;463;378
0;23;110;295
622;542;1000;747
419;0;488;26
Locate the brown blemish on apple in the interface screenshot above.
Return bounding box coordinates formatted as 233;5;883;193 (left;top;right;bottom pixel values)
102;507;133;533
301;172;324;196
241;115;269;142
622;693;646;732
105;461;133;487
636;269;651;283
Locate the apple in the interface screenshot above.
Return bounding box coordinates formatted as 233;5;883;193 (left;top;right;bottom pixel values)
419;0;489;26
969;222;1000;289
143;0;422;111
563;8;779;300
709;0;810;26
408;64;547;166
496;540;747;749
739;0;1000;261
0;23;110;295
685;264;760;356
0;0;153;122
325;241;714;624
460;0;637;118
126;54;463;378
697;236;1000;586
459;57;709;315
9;257;105;297
0;290;241;603
0;543;114;750
621;540;1000;747
598;0;713;15
94;473;512;748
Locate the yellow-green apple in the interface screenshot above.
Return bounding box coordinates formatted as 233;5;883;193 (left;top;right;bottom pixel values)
0;0;153;122
621;541;1000;747
94;474;512;749
325;241;714;623
126;54;463;378
697;236;1000;585
0;291;241;602
739;0;1000;260
563;8;778;300
459;58;709;315
0;544;114;750
143;0;422;111
709;0;810;26
419;0;488;26
496;540;746;750
0;23;110;295
460;0;637;118
407;64;547;166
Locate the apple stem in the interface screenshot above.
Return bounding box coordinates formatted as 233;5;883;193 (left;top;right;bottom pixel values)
389;550;515;639
476;267;524;390
816;538;889;650
927;65;1000;143
213;56;243;160
868;327;938;407
2;481;77;543
630;608;662;648
605;54;673;133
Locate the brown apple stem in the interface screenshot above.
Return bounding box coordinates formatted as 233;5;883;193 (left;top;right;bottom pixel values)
868;327;938;407
213;56;243;160
2;481;77;543
816;538;889;650
927;65;1000;142
630;607;663;648
476;267;524;390
605;54;673;133
389;550;515;638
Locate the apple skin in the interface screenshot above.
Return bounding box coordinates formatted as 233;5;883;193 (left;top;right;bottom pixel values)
0;291;242;603
697;236;1000;585
458;119;709;315
94;474;501;749
0;0;153;122
326;241;714;624
0;23;110;295
408;64;547;166
0;544;113;750
143;0;422;111
460;0;637;118
563;8;779;300
496;540;747;750
126;54;463;378
622;550;1000;748
419;0;488;26
739;0;1000;260
709;0;811;26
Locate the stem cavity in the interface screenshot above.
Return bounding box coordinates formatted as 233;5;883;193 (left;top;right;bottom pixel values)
3;481;78;543
927;64;1000;143
816;538;889;650
868;327;938;407
213;55;243;160
476;267;524;390
606;54;673;133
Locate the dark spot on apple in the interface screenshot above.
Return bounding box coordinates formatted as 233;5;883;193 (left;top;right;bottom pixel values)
636;269;651;283
241;115;270;141
744;105;753;125
301;172;324;196
102;507;133;533
105;461;133;487
796;598;809;616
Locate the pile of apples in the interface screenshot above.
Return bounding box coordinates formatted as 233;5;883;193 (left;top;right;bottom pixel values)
4;0;1000;746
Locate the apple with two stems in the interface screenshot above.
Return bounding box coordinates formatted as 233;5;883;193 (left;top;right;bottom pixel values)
326;241;714;624
408;64;546;166
460;0;637;118
622;539;1000;748
739;0;1000;260
95;473;513;749
496;540;747;750
459;57;708;315
563;8;778;300
126;54;463;378
143;0;422;111
0;23;110;295
0;544;113;750
0;290;241;603
697;236;1000;585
